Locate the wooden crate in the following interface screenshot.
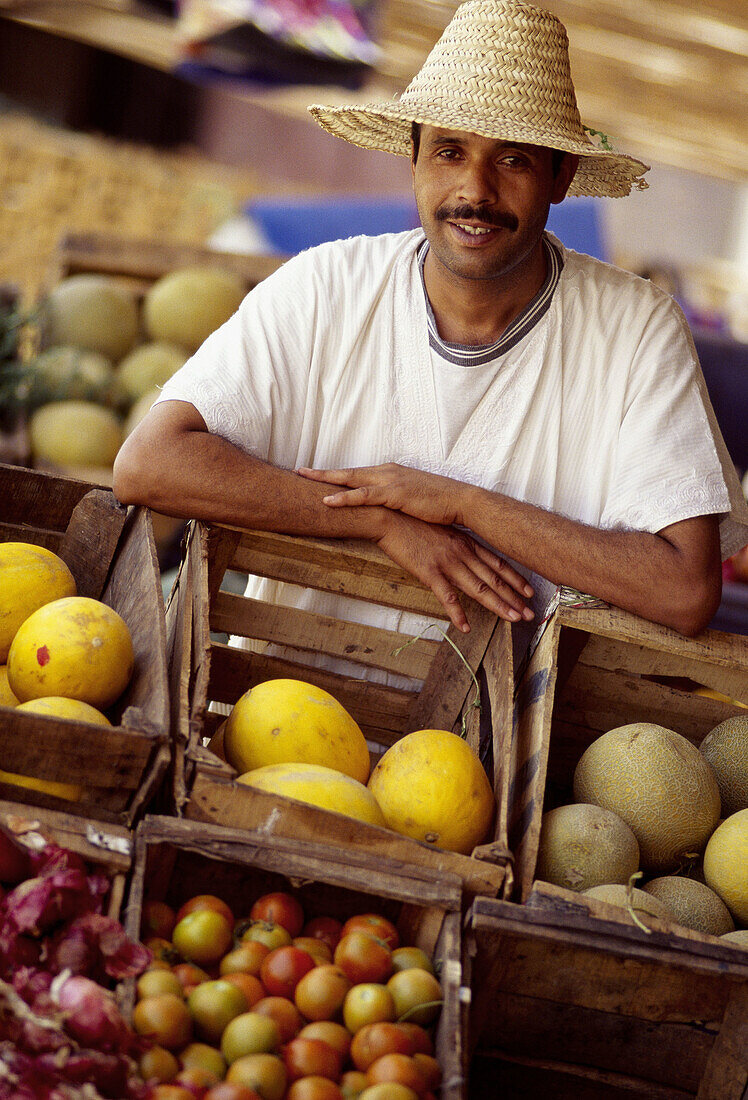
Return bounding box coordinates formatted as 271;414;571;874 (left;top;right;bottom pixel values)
466;887;748;1099
165;520;515;899
124;814;469;1099
509;603;748;901
0;463;170;825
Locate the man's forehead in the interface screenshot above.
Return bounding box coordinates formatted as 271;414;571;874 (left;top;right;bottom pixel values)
420;125;547;155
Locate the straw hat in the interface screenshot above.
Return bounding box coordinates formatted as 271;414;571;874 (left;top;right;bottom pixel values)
309;0;649;198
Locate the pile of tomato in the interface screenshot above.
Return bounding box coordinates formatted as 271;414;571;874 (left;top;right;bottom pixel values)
134;889;444;1100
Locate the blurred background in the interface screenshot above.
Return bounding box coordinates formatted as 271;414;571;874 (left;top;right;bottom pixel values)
0;0;746;627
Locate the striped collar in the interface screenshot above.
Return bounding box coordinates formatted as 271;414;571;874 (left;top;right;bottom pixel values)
417;234;564;367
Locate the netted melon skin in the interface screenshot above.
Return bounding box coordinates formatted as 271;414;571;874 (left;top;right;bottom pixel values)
700;716;748;818
573;723;721;872
536;803;640;891
643;876;734;936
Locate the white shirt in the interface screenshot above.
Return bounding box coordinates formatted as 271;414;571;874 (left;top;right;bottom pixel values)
158;229;748;680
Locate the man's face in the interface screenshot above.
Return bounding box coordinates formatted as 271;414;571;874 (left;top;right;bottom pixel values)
412;125;576;284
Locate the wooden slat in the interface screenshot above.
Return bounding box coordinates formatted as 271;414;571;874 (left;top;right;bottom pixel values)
58;489;127;600
211;590;439;680
0;523;62;551
0;462;92;528
697;983;748;1100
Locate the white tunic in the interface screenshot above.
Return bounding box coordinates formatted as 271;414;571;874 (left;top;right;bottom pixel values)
157;229;748;679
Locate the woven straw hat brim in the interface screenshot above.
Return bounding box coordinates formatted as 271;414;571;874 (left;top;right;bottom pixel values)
308;102;649;199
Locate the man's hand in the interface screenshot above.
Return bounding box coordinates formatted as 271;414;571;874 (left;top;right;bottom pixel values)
377;511;534;633
298;463;466;526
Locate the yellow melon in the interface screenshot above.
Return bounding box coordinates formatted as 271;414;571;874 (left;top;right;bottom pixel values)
703;809;748;923
367;729;495;855
143;267;245;352
721;930;748;949
573;723;721;872
116;341;188;402
536;803;640;892
224;679;370;784
7;596;134;708
642;876;734;936
29;401;123;468
699;716;748;817
0;542;77;662
0;666;20;707
581;884;674;923
0;768;81;802
237;763;386;827
44;274;139;361
17;696;112;726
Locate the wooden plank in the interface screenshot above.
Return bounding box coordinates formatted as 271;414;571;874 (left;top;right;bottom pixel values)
470;1052;695;1100
0;462;91;529
697;983;748;1100
185;770;504;899
0;523;62;550
58;488;127;599
210;590;439;680
0;799;132;874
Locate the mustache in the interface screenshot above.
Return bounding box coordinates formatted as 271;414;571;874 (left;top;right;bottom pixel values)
435;204;518;231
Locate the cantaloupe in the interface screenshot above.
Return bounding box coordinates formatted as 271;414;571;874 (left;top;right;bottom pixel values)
699;716;748;816
44;274;139;361
581;884;675;923
536;803;640;891
237;763;386;827
116;341;188;402
367;729;495;855
16;696;112;726
224;679;370;784
573;723;721;871
29;401;123;468
703;809;748;923
143;267;245;352
721;930;748;949
642;876;734;936
0;542;77;662
27;346;123;408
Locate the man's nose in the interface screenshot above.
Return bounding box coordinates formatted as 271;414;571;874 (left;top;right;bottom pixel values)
456;159;498;205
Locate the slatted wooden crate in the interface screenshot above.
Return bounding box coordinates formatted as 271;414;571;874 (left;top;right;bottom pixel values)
0;463;170;825
124;814;469;1099
165;519;515;899
466;884;748;1099
509;603;748;901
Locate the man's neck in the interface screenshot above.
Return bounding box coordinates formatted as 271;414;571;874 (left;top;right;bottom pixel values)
423;240;548;347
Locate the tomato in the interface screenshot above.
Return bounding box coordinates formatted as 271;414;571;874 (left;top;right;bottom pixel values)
342;984;396;1033
173;962;211;993
253;996;305;1043
386;971;441;1026
349;1023;415;1071
137;969;184;1000
293;936;333;964
220;941;270;977
260;945;316;999
142;899;177;941
225;1053;287;1100
334;933;393;985
139;1045;179;1084
287;1077;344;1100
175;1064;222;1090
145;936;180;964
340;915;399;952
366;1054;426;1096
180;1042;228;1080
220;1011;280;1064
188;979;249;1043
302;916;343;953
173;909;234;966
223;971;265;1008
250;892;305;937
411;1054;441;1091
150;1086;195;1100
176;894;235;928
294;965;352;1022
393;1025;432;1057
239;920;293;952
356;1084;419;1100
298;1021;351;1061
340;1070;369;1099
205;1085;263;1100
389;948;433;976
132;992;193;1050
283;1037;343;1083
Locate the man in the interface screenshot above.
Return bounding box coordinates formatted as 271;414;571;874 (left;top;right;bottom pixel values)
113;0;748;663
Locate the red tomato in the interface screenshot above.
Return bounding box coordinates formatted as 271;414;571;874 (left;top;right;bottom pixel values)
253;996;305;1043
250;892;305;937
366;1053;427;1096
340;1070;368;1098
411;1054;441;1091
334;932;393;985
286;1077;344;1100
223;972;265;1009
349;1023;415;1071
132;993;193;1050
283;1037;343;1083
239;920;292;952
220;941;270;977
172;910;233;967
298;1021;351;1061
260;946;316;999
294;965;352;1022
205;1085;263;1100
172;962;211;993
340;915;399;951
176;894;235;928
342;984;396;1034
142;900;177;941
293;936;333;964
302;916;343;953
395;1024;433;1057
386;971;442;1026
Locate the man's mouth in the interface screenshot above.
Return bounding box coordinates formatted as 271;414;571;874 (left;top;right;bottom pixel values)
454;223;494;236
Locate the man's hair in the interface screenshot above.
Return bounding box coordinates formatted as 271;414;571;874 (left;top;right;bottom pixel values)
410;120;567;175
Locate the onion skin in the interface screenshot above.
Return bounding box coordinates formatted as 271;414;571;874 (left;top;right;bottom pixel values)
56;974;134;1053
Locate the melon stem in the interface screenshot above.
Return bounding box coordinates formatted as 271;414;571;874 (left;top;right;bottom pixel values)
392;625;481;739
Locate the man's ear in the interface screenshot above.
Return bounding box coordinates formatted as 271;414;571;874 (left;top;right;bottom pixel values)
551;154;580;204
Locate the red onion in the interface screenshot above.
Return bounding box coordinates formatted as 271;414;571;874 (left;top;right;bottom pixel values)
0;826;31;886
55;974;134;1053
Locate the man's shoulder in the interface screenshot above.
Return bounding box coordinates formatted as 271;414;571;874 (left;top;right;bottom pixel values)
555;239;673;313
287;227;424;279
